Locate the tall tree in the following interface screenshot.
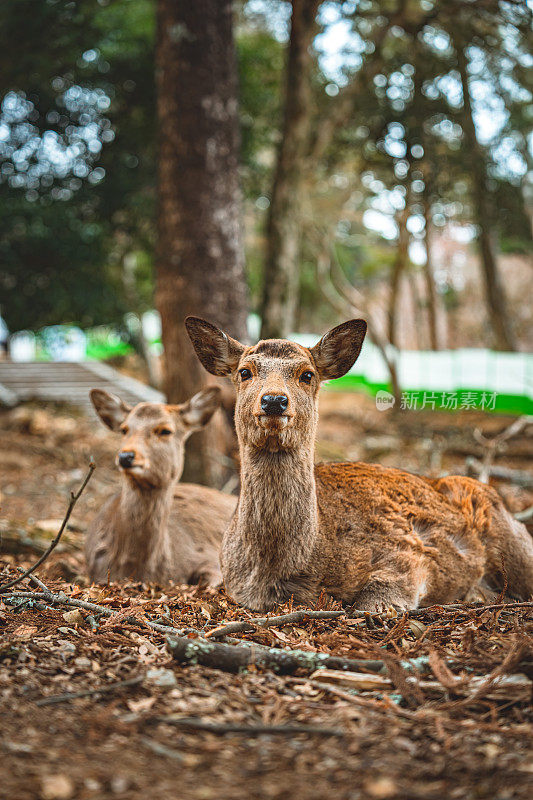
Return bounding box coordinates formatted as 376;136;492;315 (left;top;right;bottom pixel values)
156;0;248;485
259;0;416;339
454;36;516;352
422;183;440;350
260;0;319;339
387;201;410;348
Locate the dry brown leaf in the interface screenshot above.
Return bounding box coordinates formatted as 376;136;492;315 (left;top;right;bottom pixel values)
40;774;74;800
12;625;37;641
127;696;156;713
408;619;427;639
363;776;397;798
62;609;84;625
270;629;291;643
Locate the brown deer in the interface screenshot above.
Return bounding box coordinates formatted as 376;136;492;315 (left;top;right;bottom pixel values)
86;387;236;587
186;316;533;611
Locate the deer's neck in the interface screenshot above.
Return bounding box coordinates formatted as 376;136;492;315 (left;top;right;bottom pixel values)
113;480;175;573
234;445;319;576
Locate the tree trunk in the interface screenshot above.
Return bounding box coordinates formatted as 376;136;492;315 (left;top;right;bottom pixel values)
155;0;248;486
455;42;516;352
408;271;422;350
422;189;439;350
388;204;410;348
260;0;320;339
413;37;440;351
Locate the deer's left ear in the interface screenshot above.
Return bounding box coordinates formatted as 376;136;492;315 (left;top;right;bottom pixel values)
185;316;245;376
309;319;367;381
175;386;222;432
90;388;132;431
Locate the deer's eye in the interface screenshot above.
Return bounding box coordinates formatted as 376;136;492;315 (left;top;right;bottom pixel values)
299;371;314;384
239;368;253;382
157;428;173;437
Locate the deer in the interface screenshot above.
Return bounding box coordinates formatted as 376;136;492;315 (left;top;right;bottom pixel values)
85;386;236;587
185;316;533;612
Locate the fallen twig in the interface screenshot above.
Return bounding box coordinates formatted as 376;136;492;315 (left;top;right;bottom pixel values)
166;634;385;675
209;602;532;640
515;505;533;523
466;457;533;488
36;675;144;706
27;573;52;594
408;601;533;617
15;567;52;596
472;416;532;484
2;590;200;638
284;676;413;718
307;668;532;705
436;642;532;709
140;737;184;761
206;609;349;639
0;461;95;594
150;715;345;737
309;668;392;692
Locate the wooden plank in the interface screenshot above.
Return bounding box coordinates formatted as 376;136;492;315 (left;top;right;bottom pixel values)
83;361;164;402
0;360;164;412
0;381;19;408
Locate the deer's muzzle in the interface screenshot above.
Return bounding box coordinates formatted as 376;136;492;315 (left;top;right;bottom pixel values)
260;394;289;416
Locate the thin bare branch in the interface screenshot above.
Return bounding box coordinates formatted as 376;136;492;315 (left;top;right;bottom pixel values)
2;590;200;637
0;461;95;594
206;609;348;640
36;675;144;707
466;458;533;488
472;417;533;483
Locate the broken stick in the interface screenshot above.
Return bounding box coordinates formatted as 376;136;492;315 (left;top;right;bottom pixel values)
206;609;350;639
166;634;384;675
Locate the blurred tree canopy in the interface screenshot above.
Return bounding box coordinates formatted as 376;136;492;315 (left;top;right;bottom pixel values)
0;0;155;330
0;0;531;342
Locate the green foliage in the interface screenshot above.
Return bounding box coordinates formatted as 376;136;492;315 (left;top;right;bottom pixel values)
237;26;283;197
0;191;126;330
0;0;155;332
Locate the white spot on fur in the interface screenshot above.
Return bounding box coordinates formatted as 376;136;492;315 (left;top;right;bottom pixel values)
412;578;427;608
449;532;470;555
412;520;432;543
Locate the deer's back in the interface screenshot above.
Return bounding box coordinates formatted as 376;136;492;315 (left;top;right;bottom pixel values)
171;483;237;550
314;462;505;605
86;484;236;585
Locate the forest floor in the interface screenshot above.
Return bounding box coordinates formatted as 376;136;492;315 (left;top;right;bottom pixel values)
0;391;532;800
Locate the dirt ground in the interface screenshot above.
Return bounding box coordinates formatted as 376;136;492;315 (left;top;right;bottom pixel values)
1;391;532;800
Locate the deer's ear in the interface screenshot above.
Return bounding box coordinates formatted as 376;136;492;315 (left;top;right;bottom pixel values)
176;386;221;432
185;316;245;376
90;389;131;431
309;319;367;381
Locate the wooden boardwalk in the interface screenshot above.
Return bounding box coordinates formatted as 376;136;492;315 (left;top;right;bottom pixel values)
0;360;164;413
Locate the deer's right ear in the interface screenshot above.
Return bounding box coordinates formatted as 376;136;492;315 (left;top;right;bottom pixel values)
309;319;367;381
185;316;245;376
90;389;131;431
177;386;222;432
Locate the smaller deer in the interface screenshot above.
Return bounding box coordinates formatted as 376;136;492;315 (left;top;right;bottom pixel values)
86;387;236;587
186;316;533;612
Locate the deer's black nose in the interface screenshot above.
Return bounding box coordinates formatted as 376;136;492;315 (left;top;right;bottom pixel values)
118;451;135;468
260;394;289;416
